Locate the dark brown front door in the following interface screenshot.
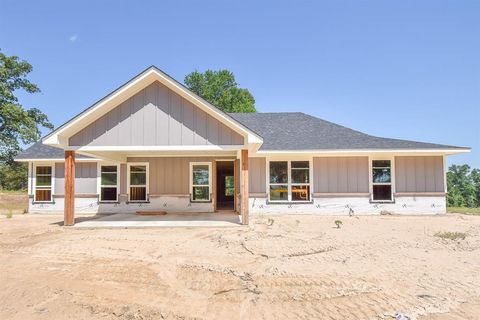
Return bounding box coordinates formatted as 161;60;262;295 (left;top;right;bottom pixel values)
216;161;235;210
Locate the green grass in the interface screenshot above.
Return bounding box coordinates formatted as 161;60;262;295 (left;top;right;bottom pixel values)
0;189;27;195
447;207;480;216
435;231;467;241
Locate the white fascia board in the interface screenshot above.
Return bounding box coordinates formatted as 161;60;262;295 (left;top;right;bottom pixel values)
253;148;471;157
65;145;246;152
43;67;263;147
15;158;101;162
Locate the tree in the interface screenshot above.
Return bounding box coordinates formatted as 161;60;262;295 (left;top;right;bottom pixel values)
446;164;478;208
471;168;480;206
184;69;256;113
0;49;53;189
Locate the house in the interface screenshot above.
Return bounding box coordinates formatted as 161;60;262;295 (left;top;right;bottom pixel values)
15;66;470;225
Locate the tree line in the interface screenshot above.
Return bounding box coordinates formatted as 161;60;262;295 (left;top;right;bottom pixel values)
0;49;478;209
447;164;480;208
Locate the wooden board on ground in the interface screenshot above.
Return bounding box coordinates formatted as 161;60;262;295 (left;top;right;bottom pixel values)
136;211;167;216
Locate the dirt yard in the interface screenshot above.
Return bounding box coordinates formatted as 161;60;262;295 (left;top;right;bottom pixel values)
0;213;479;320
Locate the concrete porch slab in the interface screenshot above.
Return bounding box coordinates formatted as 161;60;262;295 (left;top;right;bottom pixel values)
74;212;242;228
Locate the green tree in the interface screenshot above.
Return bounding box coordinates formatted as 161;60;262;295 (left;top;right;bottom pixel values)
447;164;478;208
0;162;28;190
184;69;256;113
0;49;53;190
471;168;480;206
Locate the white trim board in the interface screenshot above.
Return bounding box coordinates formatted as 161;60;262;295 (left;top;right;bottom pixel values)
254;149;470;156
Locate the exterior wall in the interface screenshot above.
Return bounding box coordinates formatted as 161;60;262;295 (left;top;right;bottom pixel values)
313;157;369;193
69;82;244;147
249;157;266;194
249;196;446;215
395;156;445;193
246;155;446;216
126;156;235;194
29;157;236;214
27;154;447;215
54;162;97;195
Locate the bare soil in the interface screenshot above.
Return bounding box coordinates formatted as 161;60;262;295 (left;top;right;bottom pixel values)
0;213;479;320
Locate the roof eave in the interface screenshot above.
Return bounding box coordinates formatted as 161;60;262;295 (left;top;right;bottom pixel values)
255;148;471;155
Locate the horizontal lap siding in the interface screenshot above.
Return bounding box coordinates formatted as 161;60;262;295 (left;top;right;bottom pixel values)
249;158;266;193
55;162;97;195
395;156;444;192
127;157;235;195
69;81;244;147
313;157;369;193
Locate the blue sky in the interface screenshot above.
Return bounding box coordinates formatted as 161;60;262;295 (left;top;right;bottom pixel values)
1;0;479;167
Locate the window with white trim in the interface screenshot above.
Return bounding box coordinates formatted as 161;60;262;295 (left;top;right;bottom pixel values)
190;163;211;201
35;166;53;202
128;164;148;202
100;165;118;202
371;160;393;201
269;160;311;202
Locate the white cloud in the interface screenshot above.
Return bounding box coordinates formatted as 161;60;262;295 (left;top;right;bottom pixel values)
69;35;78;42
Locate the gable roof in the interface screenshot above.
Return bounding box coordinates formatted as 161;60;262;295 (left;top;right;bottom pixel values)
228;112;469;152
42;65;263;146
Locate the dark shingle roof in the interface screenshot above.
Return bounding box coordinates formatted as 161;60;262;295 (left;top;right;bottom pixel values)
16;112;467;160
15;141;93;160
228;112;467;151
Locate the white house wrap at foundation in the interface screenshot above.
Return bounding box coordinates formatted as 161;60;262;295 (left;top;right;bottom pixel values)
15;66;470;225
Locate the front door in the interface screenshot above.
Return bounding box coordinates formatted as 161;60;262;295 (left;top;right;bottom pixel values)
216;161;235;210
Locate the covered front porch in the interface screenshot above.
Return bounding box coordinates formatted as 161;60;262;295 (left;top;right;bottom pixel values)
62;148;250;226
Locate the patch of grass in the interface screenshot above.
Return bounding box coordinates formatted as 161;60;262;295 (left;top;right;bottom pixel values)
0;191;28;214
5;209;13;219
0;190;27;195
447;207;480;216
334;220;343;229
434;231;467;241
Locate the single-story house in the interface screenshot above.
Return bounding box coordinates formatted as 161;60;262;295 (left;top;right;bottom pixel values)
15;66;470;225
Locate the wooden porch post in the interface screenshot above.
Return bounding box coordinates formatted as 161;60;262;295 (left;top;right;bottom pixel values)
240;149;249;225
64;150;75;226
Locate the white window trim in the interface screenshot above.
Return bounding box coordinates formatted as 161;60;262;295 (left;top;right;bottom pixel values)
266;157;313;203
189;162;212;202
127;162;149;202
97;162;120;202
33;162;55;203
369;156;395;202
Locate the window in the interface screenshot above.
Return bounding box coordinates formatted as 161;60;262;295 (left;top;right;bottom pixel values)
190;162;211;201
100;165;118;202
128;164;148;202
35;166;52;202
371;160;393;201
291;161;310;201
269;161;288;201
269;160;311;202
225;176;234;197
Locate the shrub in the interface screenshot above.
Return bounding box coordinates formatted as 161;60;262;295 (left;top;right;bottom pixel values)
434;231;466;241
334;220;343;229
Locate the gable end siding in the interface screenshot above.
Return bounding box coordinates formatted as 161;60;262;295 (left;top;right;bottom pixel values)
69;82;244;147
